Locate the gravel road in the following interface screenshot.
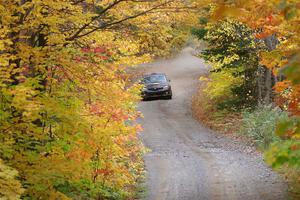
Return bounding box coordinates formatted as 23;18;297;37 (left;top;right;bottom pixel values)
138;48;288;200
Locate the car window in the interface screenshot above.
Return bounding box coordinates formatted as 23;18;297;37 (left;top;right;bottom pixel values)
143;75;167;83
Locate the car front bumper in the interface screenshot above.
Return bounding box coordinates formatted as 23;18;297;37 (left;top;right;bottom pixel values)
142;89;172;98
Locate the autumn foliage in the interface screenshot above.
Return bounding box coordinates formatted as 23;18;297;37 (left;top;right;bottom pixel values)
0;0;196;199
199;0;300;169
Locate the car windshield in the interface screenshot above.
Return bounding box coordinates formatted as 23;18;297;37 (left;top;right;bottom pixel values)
143;74;167;83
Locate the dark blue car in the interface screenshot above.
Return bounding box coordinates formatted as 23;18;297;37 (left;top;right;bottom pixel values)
141;73;172;100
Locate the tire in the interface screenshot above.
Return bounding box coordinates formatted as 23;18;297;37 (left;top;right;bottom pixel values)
167;90;172;100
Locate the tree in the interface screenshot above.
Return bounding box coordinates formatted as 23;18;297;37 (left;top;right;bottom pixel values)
0;0;198;198
201;0;300;169
193;19;266;109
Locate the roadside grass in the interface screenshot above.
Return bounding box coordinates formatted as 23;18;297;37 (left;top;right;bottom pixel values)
239;105;289;150
191;81;300;200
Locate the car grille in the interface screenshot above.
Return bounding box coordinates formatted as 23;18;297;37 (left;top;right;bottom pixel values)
148;87;163;91
147;91;168;96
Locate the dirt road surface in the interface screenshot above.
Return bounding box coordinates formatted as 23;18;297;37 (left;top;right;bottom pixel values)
138;48;287;200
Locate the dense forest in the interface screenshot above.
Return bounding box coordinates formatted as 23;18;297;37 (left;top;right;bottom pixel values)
192;0;300;168
0;1;197;199
192;0;300;197
0;0;299;199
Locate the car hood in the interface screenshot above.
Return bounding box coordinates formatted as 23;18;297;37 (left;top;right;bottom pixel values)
145;82;169;89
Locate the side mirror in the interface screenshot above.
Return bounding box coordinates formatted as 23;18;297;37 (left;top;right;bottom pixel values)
168;79;171;82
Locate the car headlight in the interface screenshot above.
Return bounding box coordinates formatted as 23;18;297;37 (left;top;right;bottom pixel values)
163;85;169;90
142;86;147;91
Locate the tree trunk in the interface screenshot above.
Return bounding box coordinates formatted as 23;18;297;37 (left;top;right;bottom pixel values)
264;69;272;104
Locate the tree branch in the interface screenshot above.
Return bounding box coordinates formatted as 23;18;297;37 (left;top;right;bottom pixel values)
66;0;126;41
69;0;176;40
